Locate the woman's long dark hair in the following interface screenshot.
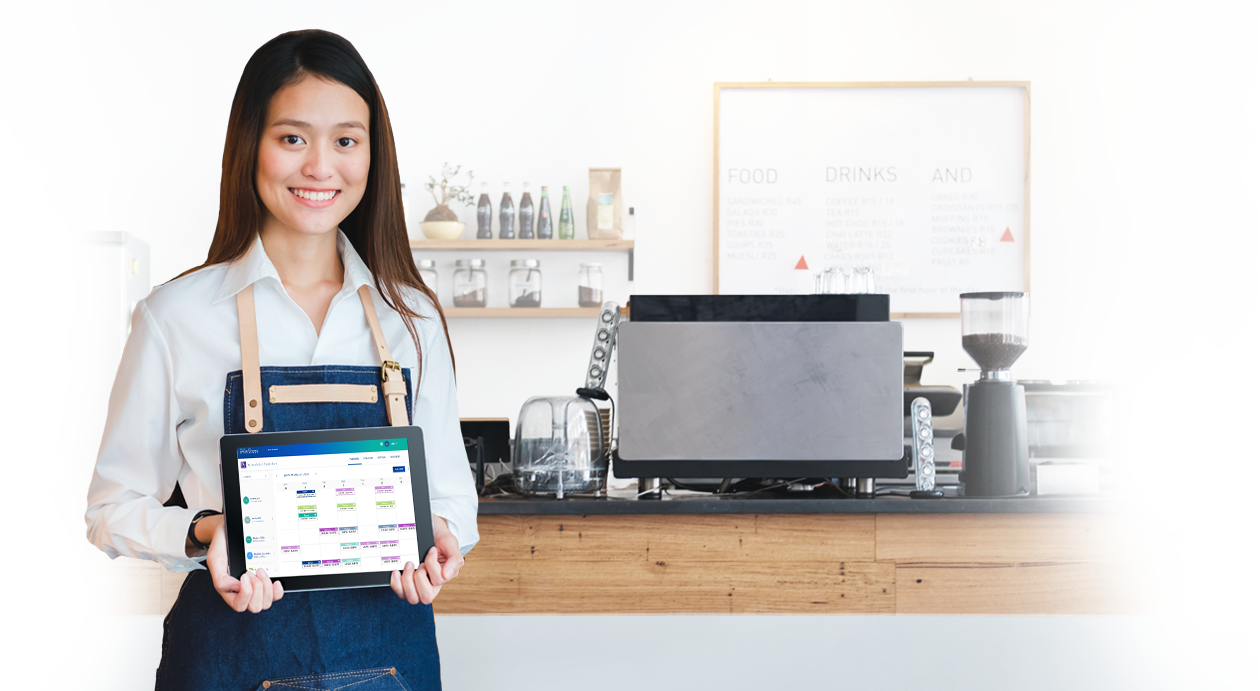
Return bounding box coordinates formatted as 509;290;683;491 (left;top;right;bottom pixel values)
182;29;453;378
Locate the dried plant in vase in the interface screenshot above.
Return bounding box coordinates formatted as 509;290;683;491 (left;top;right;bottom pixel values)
419;163;475;239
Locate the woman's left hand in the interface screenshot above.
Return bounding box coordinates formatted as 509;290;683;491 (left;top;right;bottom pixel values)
391;514;464;605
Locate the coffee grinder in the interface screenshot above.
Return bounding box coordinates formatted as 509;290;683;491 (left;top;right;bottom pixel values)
960;292;1030;497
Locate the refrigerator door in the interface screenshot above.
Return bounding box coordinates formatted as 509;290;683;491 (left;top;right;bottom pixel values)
53;232;148;501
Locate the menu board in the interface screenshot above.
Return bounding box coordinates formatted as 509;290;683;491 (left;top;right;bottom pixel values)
714;83;1029;316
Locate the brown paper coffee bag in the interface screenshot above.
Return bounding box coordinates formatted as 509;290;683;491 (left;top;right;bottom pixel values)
586;168;623;239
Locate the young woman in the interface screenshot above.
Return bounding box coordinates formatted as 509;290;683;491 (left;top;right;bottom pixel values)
84;30;477;690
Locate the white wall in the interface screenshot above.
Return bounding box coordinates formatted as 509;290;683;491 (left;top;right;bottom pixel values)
2;0;1260;428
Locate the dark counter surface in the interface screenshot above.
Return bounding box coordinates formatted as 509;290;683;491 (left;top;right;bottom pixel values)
476;486;1118;515
54;489;1244;514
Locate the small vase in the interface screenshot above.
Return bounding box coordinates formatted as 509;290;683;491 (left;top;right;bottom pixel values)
418;221;465;240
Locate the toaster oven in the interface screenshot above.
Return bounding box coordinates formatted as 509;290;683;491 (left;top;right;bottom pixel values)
1018;380;1139;471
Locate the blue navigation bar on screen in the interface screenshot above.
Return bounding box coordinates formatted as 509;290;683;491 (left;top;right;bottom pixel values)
237;438;408;459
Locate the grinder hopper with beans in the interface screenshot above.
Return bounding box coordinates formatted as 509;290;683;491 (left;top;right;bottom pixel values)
959;292;1031;497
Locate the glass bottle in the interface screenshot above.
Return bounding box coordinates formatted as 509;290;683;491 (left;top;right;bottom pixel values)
508;259;542;308
518;182;535;239
537;186;553;239
578;263;604;307
476;182;492;239
452;259;487;308
558;186;575;240
498;183;515;239
416;258;438;297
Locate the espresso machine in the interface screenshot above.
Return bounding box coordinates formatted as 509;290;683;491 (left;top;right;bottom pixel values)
959;292;1030;497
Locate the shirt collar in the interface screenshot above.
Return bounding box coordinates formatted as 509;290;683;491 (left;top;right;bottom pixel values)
213;230;375;304
338;231;376;295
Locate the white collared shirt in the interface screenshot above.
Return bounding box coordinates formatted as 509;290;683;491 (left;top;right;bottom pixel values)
85;232;479;572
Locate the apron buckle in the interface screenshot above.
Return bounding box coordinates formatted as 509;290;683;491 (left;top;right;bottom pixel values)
381;360;402;382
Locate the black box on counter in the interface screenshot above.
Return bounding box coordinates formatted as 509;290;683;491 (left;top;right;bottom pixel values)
627;294;889;323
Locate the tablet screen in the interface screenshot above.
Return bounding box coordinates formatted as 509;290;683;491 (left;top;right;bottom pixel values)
235;437;423;577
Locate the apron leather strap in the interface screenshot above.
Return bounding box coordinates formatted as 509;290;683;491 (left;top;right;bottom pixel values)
357;285;409;427
235;282;410;432
236;285;264;433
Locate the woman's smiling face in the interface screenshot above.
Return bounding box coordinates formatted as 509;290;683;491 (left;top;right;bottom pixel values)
256;75;371;238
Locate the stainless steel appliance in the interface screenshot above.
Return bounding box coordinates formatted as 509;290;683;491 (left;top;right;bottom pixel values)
959;292;1031;497
1018;378;1139;469
53;230;148;501
613;312;906;480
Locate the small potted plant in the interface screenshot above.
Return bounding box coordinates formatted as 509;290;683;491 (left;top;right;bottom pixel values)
418;163;476;240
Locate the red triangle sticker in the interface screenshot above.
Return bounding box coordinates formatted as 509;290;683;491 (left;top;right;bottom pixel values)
794;256;809;270
999;227;1015;243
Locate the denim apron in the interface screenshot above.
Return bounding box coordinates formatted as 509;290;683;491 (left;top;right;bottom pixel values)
156;284;441;691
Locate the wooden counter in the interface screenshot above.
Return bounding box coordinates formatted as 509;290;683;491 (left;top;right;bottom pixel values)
61;506;1239;620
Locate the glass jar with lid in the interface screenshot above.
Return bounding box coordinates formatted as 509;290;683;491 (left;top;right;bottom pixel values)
452;259;487;308
416;258;438;296
578;262;604;307
509;259;542;308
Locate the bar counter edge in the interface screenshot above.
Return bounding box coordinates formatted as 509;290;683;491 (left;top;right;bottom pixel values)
476;495;1118;515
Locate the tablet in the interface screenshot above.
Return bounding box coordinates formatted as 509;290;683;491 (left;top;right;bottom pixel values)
219;426;435;591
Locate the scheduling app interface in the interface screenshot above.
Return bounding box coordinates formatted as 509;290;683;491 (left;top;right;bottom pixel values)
236;438;421;577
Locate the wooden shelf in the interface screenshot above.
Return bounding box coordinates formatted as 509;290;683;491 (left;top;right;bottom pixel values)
410;239;633;251
441;307;627;319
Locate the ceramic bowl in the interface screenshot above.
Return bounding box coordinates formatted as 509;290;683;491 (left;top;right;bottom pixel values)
418;221;464;240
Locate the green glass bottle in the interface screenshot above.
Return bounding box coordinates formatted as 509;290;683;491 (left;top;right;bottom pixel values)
558;186;575;240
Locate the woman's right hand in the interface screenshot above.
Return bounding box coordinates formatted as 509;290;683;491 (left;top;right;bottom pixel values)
202;515;284;613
